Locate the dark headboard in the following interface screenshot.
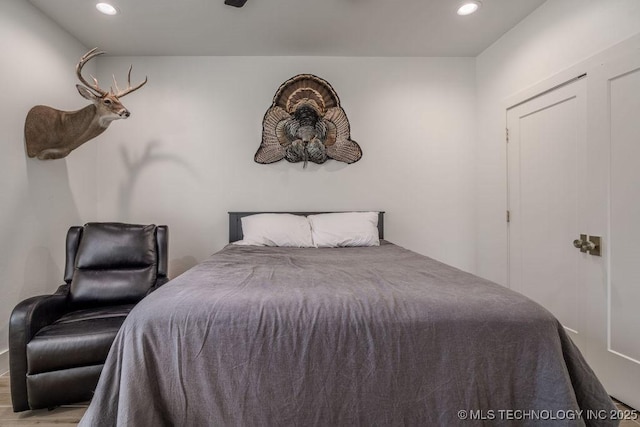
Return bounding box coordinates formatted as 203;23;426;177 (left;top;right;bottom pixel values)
228;211;385;243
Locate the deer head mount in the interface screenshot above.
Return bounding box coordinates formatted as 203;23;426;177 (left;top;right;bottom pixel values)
24;48;147;160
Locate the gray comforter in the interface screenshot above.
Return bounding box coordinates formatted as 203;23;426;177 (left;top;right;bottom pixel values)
79;242;616;426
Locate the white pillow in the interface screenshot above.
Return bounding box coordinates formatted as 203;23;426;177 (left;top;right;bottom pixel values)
308;212;380;248
234;213;313;247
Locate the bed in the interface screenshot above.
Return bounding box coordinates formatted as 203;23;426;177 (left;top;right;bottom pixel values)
79;211;616;426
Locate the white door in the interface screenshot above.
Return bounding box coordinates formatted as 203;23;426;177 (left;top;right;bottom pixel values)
507;77;589;352
585;51;640;410
508;47;640;410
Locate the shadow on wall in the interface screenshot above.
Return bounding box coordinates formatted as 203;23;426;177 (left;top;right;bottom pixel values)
22;247;60;300
266;157;351;174
118;141;197;220
117;141;200;279
169;256;199;278
17;159;82;298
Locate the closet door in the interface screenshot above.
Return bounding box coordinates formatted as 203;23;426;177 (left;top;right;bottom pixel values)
507;77;590;352
508;44;640;409
586;50;640;410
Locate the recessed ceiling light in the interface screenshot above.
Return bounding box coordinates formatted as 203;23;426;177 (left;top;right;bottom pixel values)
96;3;118;15
457;1;481;16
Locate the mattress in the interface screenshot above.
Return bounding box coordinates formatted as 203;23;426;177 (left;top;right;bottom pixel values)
79;241;615;426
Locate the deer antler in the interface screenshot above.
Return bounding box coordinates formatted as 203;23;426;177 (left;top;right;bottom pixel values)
76;48;148;98
112;65;148;98
76;47;108;97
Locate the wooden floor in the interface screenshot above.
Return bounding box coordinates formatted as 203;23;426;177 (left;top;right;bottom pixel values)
0;373;88;427
1;371;638;426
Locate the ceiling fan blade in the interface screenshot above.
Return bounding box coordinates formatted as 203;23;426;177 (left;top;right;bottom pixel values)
224;0;247;7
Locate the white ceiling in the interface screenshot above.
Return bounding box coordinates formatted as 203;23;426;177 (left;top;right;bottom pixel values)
27;0;546;57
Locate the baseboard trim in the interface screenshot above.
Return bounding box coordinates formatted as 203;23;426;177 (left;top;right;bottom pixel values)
0;349;8;375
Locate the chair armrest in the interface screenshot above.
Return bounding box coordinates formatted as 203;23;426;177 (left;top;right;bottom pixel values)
11;285;70;338
9;285;70;411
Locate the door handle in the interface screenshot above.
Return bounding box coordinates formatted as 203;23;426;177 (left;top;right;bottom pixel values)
573;234;601;256
573;236;586;249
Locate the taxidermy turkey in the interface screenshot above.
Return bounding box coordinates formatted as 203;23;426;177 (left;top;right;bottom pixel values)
255;74;362;167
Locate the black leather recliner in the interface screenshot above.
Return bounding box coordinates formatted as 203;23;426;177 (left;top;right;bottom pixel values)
9;222;169;412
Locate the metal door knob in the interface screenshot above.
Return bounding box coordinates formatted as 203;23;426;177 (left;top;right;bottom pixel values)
581;240;596;251
572;234;602;256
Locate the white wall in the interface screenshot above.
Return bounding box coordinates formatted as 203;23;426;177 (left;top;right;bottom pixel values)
12;0;638;377
475;0;640;285
0;5;477;375
93;56;477;277
0;1;97;372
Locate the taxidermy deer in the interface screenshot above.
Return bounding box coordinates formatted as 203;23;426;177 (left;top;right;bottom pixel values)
25;48;147;160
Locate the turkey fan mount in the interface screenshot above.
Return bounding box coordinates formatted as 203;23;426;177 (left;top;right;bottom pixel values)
255;74;362;168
